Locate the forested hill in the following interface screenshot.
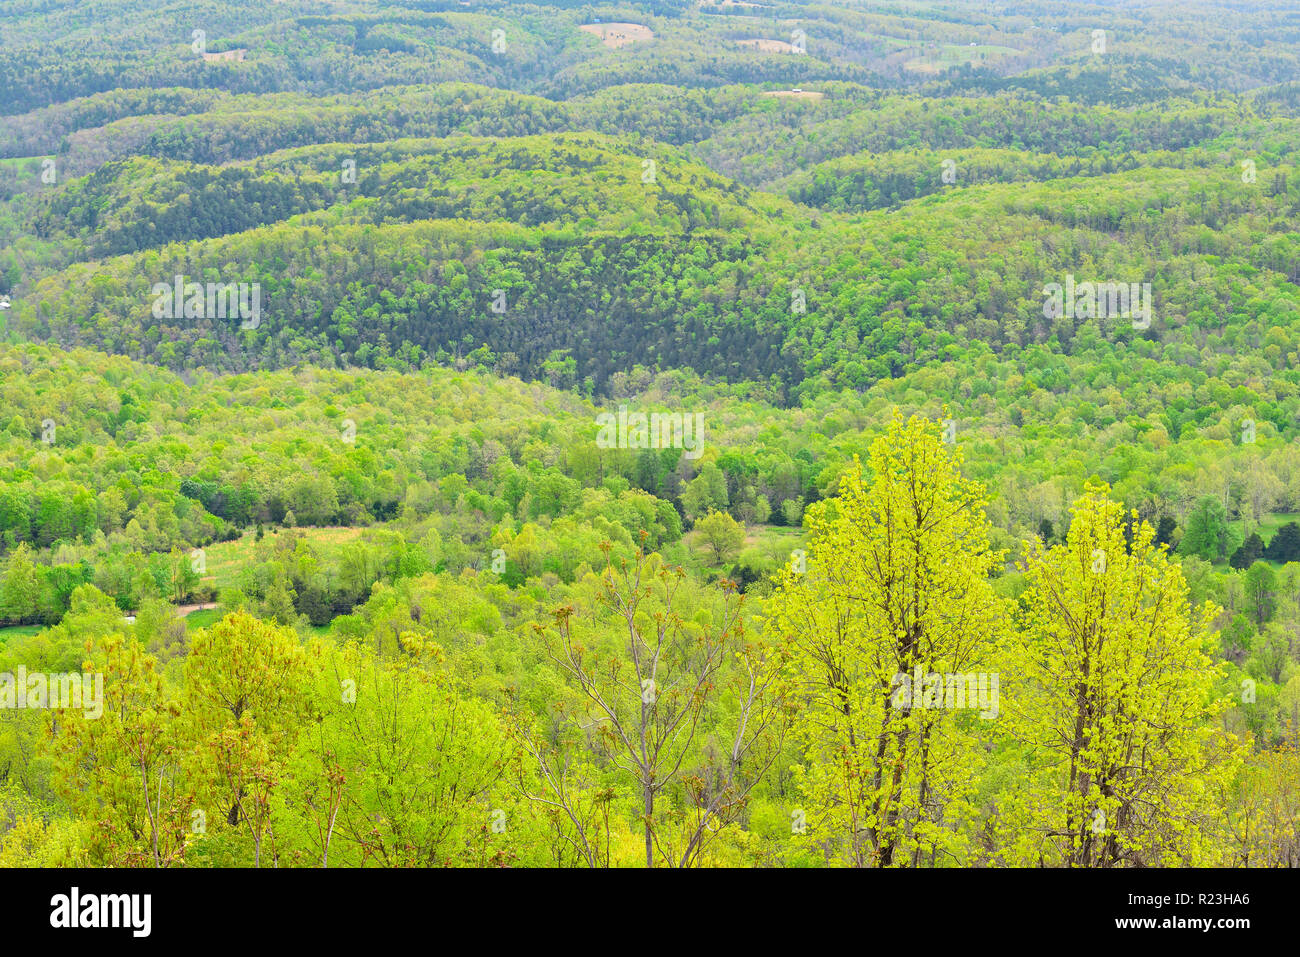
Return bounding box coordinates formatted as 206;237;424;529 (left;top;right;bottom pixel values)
2;2;1298;398
3;94;1299;395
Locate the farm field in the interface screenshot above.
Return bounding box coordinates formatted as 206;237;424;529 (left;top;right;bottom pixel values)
578;22;654;47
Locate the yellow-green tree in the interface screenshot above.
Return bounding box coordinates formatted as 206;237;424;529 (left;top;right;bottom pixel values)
694;509;746;566
276;636;522;867
50;633;192;867
995;484;1243;866
183;612;315;865
766;412;1005;867
525;547;787;867
1225;743;1300;867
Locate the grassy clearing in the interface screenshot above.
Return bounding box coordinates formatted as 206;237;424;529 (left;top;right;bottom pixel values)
199;525;366;591
684;522;804;574
872;35;1020;73
0;624;44;646
578;23;654;47
738;38;794;53
183;607;223;630
0;156;51;170
1229;512;1299;543
761;89;825;100
1210;511;1300;569
182;605;329;637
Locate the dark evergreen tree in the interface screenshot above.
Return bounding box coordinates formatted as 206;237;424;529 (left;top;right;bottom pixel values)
1265;522;1300;563
1155;515;1177;549
1230;532;1265;570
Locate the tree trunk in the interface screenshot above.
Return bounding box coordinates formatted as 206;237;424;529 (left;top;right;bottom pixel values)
643;783;654;868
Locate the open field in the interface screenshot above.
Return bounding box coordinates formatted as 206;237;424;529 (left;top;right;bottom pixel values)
0;624;44;646
737;38;794;53
761;88;824;99
578;23;653;48
682;522;804;574
199;526;367;591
